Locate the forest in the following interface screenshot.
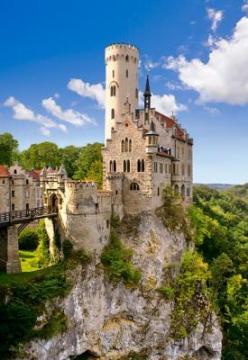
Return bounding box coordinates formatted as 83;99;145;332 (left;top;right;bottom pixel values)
0;132;247;359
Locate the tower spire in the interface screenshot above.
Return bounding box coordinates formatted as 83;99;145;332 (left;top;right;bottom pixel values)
144;74;151;123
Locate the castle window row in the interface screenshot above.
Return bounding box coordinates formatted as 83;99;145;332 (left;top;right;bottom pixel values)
172;163;191;176
137;159;145;172
121;138;132;152
174;184;191;197
130;182;140;191
109;160;117;172
123;160;130;172
153;162;172;174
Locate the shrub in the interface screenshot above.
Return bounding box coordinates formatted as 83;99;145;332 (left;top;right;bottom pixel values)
62;239;73;259
101;232;141;286
157;186;192;240
19;228;39;250
34;310;67;339
157;286;174;300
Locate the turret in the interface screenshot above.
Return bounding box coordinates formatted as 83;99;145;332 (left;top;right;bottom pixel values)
105;43;139;142
144;121;159;154
144;75;151;125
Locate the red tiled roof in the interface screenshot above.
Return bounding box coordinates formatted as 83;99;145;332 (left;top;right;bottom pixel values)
27;169;40;181
155;111;186;142
0;165;10;177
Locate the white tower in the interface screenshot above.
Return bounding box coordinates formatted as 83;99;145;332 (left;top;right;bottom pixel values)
105;43;139;142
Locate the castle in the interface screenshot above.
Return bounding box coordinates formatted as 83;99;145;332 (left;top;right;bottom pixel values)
0;43;193;272
102;43;193;217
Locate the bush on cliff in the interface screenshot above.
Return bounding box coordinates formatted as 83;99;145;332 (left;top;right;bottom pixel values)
101;231;141;286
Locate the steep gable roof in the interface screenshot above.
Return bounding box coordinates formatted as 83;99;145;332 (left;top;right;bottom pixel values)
0;165;10;177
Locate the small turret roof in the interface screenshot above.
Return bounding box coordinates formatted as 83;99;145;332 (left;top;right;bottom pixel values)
144;75;151;96
0;165;10;177
58;164;67;177
144;121;159;136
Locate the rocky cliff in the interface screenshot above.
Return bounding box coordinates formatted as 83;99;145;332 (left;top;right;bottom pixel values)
23;212;222;360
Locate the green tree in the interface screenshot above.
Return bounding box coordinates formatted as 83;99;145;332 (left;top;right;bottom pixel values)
20;142;61;169
59;145;81;178
0;132;19;166
73;143;103;180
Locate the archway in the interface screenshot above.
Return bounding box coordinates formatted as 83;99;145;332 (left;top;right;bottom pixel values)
181;184;185;198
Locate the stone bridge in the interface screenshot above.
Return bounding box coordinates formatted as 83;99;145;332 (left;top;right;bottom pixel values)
0;206;57;273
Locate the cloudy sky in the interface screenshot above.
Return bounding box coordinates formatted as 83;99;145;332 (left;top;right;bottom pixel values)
0;0;247;184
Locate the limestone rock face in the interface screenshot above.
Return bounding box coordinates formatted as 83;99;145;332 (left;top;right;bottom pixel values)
24;213;222;360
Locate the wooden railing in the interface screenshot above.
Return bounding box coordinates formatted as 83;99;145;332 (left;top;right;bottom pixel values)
0;206;57;226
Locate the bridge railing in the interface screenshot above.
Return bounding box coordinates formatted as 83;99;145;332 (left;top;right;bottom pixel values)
0;206;57;225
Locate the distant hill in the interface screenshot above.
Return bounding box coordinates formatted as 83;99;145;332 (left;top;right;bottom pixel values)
226;183;248;199
194;183;234;190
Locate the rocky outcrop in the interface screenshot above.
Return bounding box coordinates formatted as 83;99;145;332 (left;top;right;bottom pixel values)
23;213;222;360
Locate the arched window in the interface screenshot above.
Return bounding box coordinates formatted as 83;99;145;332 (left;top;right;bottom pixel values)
135;88;138;99
113;160;116;172
123;160;126;172
137;159;141;172
174;184;179;194
121;140;125;152
110;85;116;96
130;182;140;190
111;108;115;119
112;70;115;78
125;137;128;152
126;55;129;62
129;139;132;152
173;163;176;175
157;187;160;196
127;160;130;172
181;184;185;198
186;187;191;197
110;160;112;172
26;179;29;185
126;69;128;78
141;159;145;172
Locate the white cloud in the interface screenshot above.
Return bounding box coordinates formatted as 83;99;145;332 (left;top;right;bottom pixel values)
242;1;248;13
40;127;51;136
152;94;187;114
4;96;67;135
42;97;96;126
139;91;186;115
207;8;224;31
165;17;248;105
67;79;105;108
203;106;221;115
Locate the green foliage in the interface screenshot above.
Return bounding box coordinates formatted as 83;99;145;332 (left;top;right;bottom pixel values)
85;159;103;188
157;186;192;240
190;184;248;359
34;310;67;339
167;251;211;341
73;142;103;181
19;228;39;250
62;239;73;259
0;132;19;166
101;232;141;286
0;262;71;359
157;286;174;300
59;145;81;178
20;142;61;170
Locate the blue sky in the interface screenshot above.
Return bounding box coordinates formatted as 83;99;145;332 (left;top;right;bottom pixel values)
0;0;247;184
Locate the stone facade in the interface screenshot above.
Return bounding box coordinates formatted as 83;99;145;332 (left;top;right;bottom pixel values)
102;43;193;216
41;168;112;255
0;164;43;214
